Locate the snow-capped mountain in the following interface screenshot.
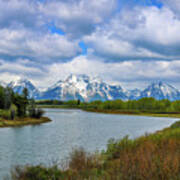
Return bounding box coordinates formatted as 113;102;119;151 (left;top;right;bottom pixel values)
127;88;141;100
8;78;40;99
2;75;180;101
40;74;128;101
140;82;180;101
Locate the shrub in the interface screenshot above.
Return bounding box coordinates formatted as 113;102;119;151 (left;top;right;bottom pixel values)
35;108;44;119
28;108;44;119
0;110;10;120
10;165;62;180
10;104;17;120
171;121;180;129
69;148;101;171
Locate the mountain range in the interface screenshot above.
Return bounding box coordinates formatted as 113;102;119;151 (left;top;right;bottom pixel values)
1;74;180;101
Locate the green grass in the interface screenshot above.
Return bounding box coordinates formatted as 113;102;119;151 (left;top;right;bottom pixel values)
0;108;51;128
0;117;51;128
85;108;180;118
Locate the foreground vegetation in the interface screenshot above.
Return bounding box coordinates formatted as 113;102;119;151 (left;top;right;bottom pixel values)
10;120;180;180
0;86;50;127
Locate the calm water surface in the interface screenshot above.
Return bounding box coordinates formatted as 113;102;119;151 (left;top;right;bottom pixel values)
0;108;178;178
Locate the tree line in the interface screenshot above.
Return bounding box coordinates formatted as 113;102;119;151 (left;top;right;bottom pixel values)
37;98;180;113
82;98;180;113
0;86;44;120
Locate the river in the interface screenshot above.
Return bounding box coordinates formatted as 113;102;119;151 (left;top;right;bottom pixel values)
0;108;178;178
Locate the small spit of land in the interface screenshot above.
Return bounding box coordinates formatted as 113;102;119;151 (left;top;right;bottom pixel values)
0;86;52;128
0;117;51;128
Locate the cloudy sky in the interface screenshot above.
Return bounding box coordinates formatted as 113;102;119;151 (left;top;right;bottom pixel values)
0;0;180;89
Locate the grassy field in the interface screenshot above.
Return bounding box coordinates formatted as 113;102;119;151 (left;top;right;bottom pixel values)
0;117;51;128
10;120;180;180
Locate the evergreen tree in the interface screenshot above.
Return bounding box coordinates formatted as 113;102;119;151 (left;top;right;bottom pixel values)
0;86;5;109
22;88;29;116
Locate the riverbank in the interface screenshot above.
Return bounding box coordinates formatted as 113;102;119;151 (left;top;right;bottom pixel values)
37;105;79;109
38;104;180;118
84;108;180;118
10;120;180;179
0;117;51;128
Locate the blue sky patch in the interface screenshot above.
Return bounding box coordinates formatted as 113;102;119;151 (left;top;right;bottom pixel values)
79;42;87;55
48;24;65;35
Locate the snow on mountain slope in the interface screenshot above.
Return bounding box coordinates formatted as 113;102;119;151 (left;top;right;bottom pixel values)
127;88;141;100
3;76;180;101
8;78;40;98
40;74;127;101
140;82;180;101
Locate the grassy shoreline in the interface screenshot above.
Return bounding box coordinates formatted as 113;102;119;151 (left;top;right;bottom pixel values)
38;105;180;118
10;120;180;179
37;105;79;109
84;109;180;118
0;117;51;128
